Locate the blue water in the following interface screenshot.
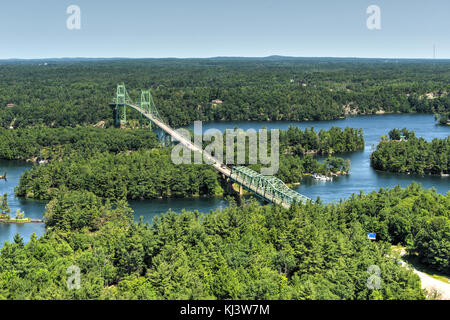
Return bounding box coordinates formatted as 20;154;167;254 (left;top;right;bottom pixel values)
0;114;448;245
187;114;450;202
0;160;227;246
130;197;228;222
0;160;47;246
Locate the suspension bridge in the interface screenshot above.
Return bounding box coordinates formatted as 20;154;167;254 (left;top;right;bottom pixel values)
111;83;311;208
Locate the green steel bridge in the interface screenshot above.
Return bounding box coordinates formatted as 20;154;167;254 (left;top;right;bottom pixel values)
230;166;311;207
112;84;312;208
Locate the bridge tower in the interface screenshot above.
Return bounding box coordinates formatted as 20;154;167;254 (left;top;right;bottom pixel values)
140;91;151;115
114;83;127;127
140;90;152;129
112;83;171;146
140;90;163;127
140;89;170;146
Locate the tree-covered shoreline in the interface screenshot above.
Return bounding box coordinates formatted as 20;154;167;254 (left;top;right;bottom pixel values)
14;149;352;201
0;58;448;301
280;126;364;155
15;149;225;201
0;127;159;161
8;125;364;200
435;112;450;126
370;129;449;176
1;58;448;129
1;182;448;299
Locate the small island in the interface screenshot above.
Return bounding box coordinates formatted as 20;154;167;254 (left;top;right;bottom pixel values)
0;193;42;224
435;112;450;126
371;129;449;176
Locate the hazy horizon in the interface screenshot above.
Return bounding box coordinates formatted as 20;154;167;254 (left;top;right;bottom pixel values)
0;0;448;60
1;55;449;61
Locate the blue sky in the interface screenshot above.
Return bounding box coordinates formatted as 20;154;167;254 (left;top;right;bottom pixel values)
0;0;448;59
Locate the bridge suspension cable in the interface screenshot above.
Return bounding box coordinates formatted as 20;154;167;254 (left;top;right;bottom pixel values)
111;83;312;208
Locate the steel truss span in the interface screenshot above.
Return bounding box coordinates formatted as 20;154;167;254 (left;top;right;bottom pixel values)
113;84;312;209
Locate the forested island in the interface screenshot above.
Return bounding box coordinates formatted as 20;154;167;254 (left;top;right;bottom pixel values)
10;126;363;200
435;112;450;125
370;129;449;176
15;149;225;200
0;193;30;223
0;183;448;299
280;126;364;155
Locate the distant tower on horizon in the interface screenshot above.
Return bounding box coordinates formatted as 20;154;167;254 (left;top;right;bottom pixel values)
433;44;437;59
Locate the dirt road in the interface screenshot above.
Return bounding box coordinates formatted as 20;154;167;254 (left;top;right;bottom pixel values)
398;250;450;300
412;269;450;300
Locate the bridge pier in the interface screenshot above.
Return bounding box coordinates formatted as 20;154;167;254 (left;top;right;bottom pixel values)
110;84;310;210
223;177;244;202
164;133;173;147
223;177;233;195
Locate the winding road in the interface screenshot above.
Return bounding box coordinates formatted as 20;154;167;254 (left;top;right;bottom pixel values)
399;250;450;300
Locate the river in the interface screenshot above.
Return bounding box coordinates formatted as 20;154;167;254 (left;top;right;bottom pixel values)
0;114;448;245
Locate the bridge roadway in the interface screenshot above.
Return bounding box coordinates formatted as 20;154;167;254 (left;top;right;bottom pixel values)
126;103;308;209
127;103;231;176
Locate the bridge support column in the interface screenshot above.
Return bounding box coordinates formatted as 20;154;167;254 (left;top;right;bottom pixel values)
165;133;172;147
224;177;233;195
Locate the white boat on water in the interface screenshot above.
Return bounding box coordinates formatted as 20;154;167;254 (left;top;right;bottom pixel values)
312;174;332;181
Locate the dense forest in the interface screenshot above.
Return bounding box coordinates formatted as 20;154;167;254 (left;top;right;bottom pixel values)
205;126;364;158
6;125;362;200
371;129;449;175
1;58;449;301
0;58;449;128
15;149;224;200
279;126;364;155
0;125;364;161
1;183;448;299
14;149;350;200
0;127;159;161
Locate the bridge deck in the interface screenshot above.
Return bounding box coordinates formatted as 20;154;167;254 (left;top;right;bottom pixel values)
125;102;310;208
230;174;292;209
127;104;231;177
